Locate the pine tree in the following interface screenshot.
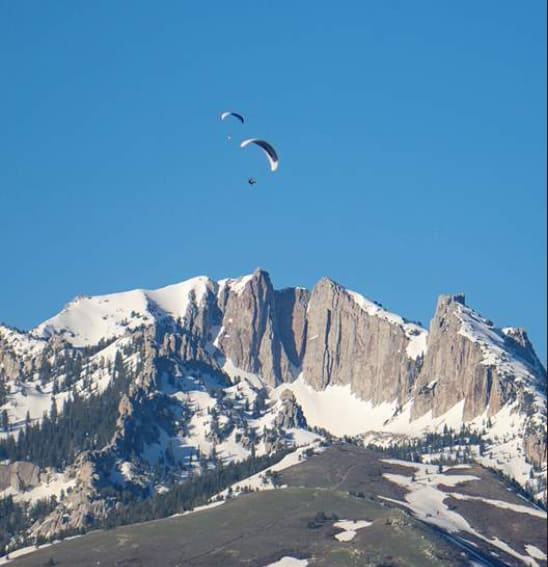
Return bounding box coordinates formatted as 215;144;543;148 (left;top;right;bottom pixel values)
49;398;58;422
1;410;9;432
0;382;7;406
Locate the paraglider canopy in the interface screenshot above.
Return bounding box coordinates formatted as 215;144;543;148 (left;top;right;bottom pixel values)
240;138;279;172
220;111;245;124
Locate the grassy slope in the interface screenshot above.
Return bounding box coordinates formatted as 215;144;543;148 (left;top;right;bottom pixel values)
8;444;546;567
9;487;466;567
279;445;547;567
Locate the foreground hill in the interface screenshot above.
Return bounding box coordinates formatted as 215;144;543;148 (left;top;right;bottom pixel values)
6;445;546;567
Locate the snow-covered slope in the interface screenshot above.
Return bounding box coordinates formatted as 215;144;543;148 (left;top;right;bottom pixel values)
32;277;213;347
456;303;546;411
0;324;46;360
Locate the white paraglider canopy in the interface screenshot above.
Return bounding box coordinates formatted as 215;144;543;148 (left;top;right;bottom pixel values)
240;138;279;172
220;111;245;123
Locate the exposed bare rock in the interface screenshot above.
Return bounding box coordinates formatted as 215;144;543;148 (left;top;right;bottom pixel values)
0;344;21;383
524;428;547;470
175;283;222;365
502;327;546;376
412;294;488;420
274;389;307;430
30;487;110;539
0;461;41;492
301;278;421;404
274;287;310;368
116;394;134;429
73;452;99;490
413;296;462;420
215;269;293;386
0;325;47;382
412;294;544;422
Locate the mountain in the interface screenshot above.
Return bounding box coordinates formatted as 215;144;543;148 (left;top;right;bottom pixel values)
0;269;546;558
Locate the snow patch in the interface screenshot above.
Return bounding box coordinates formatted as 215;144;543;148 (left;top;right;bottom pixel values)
169;500;226;518
219;442;324;497
448;492;546;519
222;358;264;389
333;519;372;542
525;545;547;561
280;376;398;437
263;557;309;567
284;377;468;440
217;274;254;296
406;330;428;360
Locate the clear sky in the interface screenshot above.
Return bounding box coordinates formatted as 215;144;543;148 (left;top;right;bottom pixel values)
1;1;546;361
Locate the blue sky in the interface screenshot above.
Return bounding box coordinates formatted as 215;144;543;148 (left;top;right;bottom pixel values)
1;1;546;361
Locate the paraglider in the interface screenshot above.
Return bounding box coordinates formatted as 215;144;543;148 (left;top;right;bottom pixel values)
220;111;245;124
220;111;245;142
240;138;279;172
218;111;279;185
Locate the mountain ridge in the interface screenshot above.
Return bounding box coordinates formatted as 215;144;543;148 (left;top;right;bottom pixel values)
0;268;546;552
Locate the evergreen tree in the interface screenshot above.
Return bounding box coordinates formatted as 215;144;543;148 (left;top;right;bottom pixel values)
1;410;9;432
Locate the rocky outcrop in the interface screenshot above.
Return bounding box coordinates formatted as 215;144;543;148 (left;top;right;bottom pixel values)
29;486;111;539
0;461;41;492
0;326;47;383
0;341;21;383
215;269;294;386
172;282;222;365
524;428;547;470
301;278;421;405
412;294;488;420
411;294;543;422
274;287;310;369
503;327;546;378
275;390;307;430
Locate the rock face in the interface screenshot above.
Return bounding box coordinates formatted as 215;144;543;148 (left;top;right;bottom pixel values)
411;294;543;422
411;294;490;420
0;461;41;492
301;278;423;405
275;390;307;430
215;269;300;386
174;281;221;364
274;287;310;369
524;429;547;470
503;327;546;377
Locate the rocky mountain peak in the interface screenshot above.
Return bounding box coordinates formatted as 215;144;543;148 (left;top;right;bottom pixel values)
441;292;466;306
313;276;342;293
0;268;545;542
434;293;466;318
502;327;546;374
